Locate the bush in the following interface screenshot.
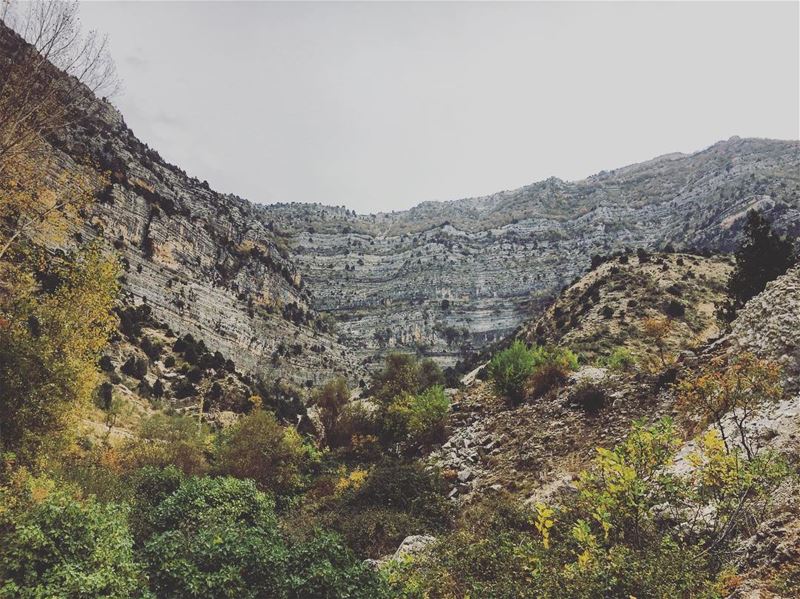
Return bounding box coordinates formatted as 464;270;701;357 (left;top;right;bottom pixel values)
122;414;210;475
663;299;686;318
382;385;450;447
285;531;388;599
605;346;636;371
487;341;536;404
418;358;445;391
489;343;578;404
371;354;444;404
140;476;287;598
570;380;607;414
329;460;452;558
0;478;141;597
121;355;148;379
215;410;317;497
310;377;350;448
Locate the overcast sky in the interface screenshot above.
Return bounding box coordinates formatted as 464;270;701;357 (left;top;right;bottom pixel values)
78;1;799;213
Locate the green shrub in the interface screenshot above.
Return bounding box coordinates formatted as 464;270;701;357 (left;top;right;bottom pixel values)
328;460;452;558
604;346;636;371
371;354;444;404
383;386;450;447
122;413;210;475
489;343;578;404
286;531;388;599
214;409;318;497
372;353;422;403
487;341;537;404
140;476;287;598
0;478;141;598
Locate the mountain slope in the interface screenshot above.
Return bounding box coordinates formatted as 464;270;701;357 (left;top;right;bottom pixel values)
4;21;798;380
265;137;799;367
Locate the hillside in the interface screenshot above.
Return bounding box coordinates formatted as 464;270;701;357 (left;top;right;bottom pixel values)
519;251;733;362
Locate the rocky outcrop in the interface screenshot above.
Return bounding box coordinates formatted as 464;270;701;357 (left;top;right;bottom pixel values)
728;266;800;387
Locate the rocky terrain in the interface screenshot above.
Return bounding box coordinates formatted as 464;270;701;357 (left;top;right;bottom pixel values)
427;260;800;595
431;252;730;503
520;251;733;362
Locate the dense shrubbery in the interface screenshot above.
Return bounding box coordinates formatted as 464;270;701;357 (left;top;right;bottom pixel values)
371;353;444;403
215;409;319;498
382;386;450;448
0;247;119;465
0;475;141;598
322;460;453;558
488;341;578;404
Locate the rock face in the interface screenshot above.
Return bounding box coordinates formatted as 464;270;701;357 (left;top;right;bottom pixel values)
263;138;800;369
0;24;362;389
4;23;798;382
728;266;800;388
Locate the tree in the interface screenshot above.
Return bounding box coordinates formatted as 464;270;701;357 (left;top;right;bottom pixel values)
215;409;316;497
139;476;288;598
371;353;421;403
0;245;119;463
0;0;118;170
677;354;783;459
0;477;141;597
0;146;104;260
719;210;795;322
310;377;350;448
641;316;672;369
121;413;211;475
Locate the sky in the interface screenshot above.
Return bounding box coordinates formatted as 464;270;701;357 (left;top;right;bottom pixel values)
77;1;800;214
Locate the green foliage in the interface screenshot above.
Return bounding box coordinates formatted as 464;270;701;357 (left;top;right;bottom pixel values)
418;358;445;392
215;409;318;497
372;353;444;403
383;386;450;447
310;377;350;448
140;476;287;598
132;473;387;598
487;341;537;404
720;210;795;321
286;531;388;599
0;476;141;598
603;346;636;371
388;419;791;598
122;413;210;475
327;460;452;558
0;245;119;464
488;342;578;404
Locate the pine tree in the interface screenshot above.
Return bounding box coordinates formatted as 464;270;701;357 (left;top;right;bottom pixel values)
719;210;795;322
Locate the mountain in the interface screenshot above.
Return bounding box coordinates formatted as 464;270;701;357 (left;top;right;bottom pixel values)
3;21;798;385
264;137;799;369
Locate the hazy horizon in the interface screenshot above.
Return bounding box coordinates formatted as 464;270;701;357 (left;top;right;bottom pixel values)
79;1;800;213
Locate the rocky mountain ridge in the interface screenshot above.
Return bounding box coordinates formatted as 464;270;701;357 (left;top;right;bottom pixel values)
264;137;799;368
4;21;798;384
